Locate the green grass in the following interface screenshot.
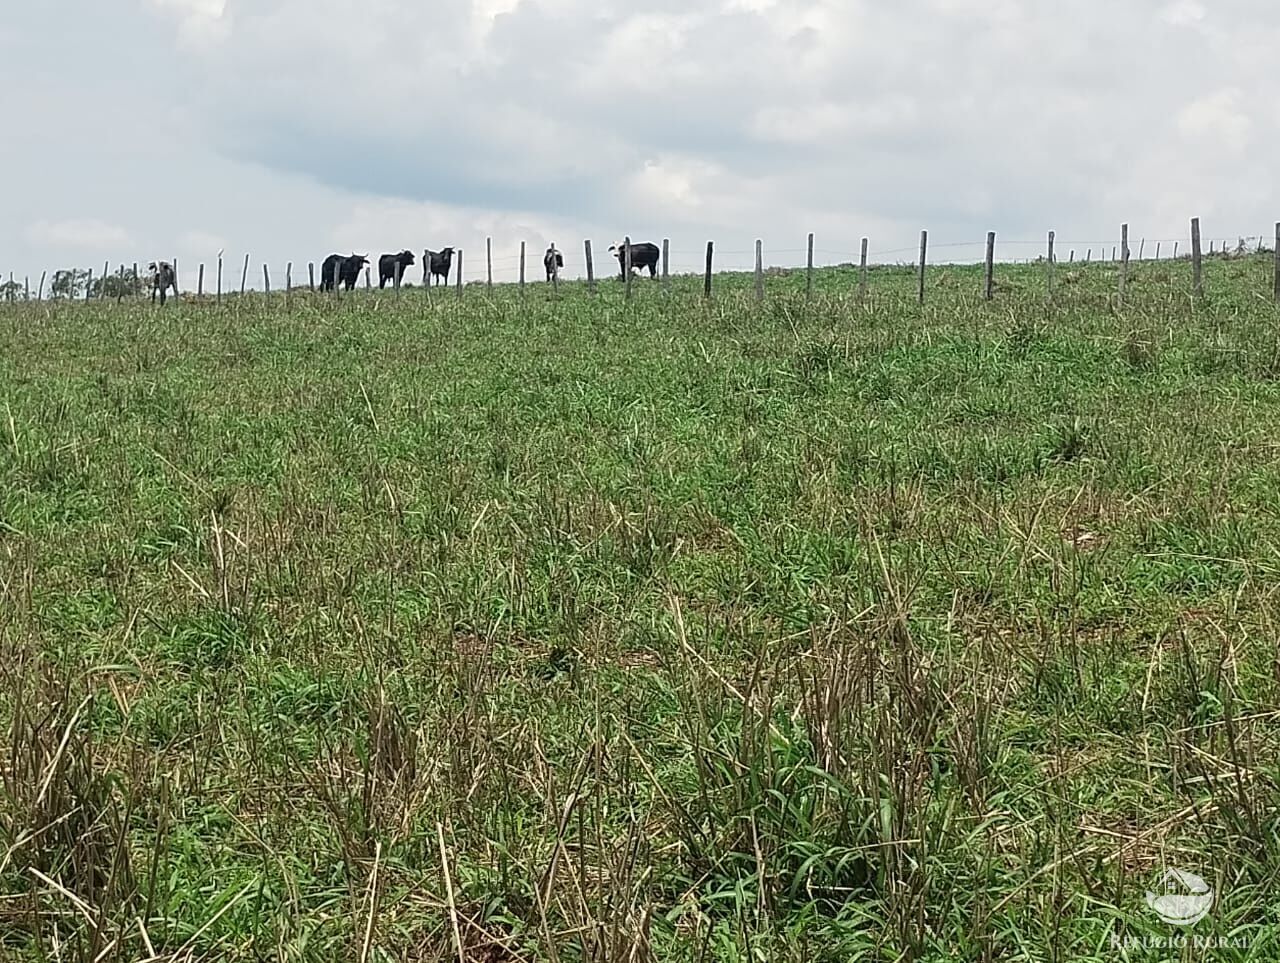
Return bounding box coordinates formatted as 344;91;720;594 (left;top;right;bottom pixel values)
2;253;1279;961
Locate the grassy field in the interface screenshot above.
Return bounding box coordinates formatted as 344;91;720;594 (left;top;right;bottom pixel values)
2;254;1279;961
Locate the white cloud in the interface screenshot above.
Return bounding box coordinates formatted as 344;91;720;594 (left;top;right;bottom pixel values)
1162;0;1206;26
1178;88;1253;154
147;0;230;44
27;219;132;251
751;98;921;145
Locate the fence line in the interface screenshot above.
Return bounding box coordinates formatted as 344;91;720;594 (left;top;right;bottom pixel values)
7;224;1277;305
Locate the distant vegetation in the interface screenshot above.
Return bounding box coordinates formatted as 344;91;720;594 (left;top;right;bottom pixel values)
1;257;1278;961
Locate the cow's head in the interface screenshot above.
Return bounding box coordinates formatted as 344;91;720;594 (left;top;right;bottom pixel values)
398;250;416;265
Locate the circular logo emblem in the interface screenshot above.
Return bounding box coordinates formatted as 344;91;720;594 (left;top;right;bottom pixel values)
1145;868;1214;927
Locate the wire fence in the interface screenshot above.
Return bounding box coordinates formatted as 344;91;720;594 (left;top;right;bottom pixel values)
2;224;1276;304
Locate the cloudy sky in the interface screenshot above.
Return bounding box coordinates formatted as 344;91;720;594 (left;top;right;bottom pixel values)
1;0;1275;285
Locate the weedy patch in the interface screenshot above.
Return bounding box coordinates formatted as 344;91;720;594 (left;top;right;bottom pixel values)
1124;330;1159;371
2;256;1279;960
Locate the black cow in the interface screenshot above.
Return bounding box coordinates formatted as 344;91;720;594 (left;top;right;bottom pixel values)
320;254;344;291
148;261;178;305
321;254;368;291
543;245;563;281
378;250;416;289
609;241;660;279
423;247;455;286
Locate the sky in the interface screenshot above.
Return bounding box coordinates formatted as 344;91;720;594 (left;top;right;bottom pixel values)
2;0;1277;286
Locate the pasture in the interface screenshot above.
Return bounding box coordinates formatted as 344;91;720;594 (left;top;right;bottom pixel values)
2;254;1279;961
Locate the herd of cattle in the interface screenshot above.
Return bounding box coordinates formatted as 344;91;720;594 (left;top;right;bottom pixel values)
144;241;662;302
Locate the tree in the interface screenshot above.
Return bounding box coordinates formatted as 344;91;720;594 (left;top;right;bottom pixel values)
0;280;22;302
49;269;91;300
91;271;145;299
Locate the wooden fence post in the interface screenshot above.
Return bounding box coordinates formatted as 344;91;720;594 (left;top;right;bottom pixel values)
585;239;595;294
486;237;493;291
308;262;315;292
1118;223;1129;302
624;236;633;302
1069;250;1075;263
1086;249;1091;263
286;262;292;305
1273;223;1280;303
1139;238;1145;260
917;230;928;305
551;241;559;296
198;263;205;297
241;254;250;297
263;264;271;295
662;238;670;296
1173;241;1179;259
24;276;29;301
859;237;869;301
456;249;463;299
1046;230;1055;298
85;269;93;301
37;271;46;301
173;258;180;297
101;261;109;298
754;239;764;302
215;257;222;302
519;241;526;295
805;232;814;301
984;231;995;301
1156;242;1162;260
704;241;713;299
395;259;403;296
1191;217;1203;299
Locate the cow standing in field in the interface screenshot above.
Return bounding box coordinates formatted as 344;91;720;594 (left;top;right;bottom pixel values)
609;241;660;279
148;261;178;304
424;247;455;286
543;245;563;281
320;254;343;291
321;254;368;291
378;250;416;288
